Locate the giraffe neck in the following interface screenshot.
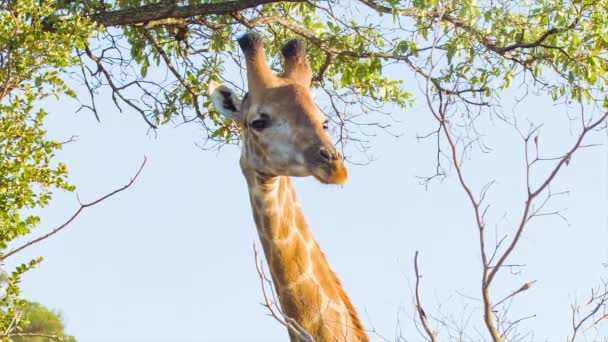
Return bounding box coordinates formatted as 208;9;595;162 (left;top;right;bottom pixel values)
244;172;368;342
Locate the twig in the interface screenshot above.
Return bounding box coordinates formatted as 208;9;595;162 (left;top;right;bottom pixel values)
84;47;158;129
2;157;147;260
488;111;608;285
570;279;608;342
252;242;315;342
0;332;64;341
493;281;536;309
414;251;437;342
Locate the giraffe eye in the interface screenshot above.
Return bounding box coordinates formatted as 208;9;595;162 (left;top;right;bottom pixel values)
322;120;329;130
250;118;269;131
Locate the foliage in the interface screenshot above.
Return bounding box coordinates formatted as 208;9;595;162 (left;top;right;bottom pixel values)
0;0;93;337
400;0;608;108
74;0;608;340
1;0;608;340
12;301;76;342
71;0;608;161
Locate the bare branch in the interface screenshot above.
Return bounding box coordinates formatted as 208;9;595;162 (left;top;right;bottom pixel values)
413;251;437;342
2;157;147;261
0;332;64;341
493;281;537;309
487;111;608;285
83;47;158;129
570;279;608;342
252;243;315;342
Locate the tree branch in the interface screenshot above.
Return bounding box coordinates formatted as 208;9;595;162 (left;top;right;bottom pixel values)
0;332;63;341
91;0;306;27
487;111;608;285
413;251;437;342
1;157;147;261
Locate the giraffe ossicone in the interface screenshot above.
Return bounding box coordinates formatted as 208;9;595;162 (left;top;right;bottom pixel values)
209;31;368;342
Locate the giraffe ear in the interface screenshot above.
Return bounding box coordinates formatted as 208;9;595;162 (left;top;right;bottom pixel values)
208;81;243;121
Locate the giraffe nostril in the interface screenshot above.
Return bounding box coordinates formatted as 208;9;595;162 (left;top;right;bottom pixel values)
319;148;333;162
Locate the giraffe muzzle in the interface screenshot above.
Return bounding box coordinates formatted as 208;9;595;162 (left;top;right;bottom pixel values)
319;147;340;163
310;147;348;185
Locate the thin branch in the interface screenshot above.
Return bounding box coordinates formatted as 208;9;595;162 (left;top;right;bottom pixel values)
84;47;158;129
570;279;608;342
414;251;437;342
0;332;63;341
252;243;315;342
493;281;537;309
2;157;147;261
501;314;536;339
139;29;205;119
487;111;608;285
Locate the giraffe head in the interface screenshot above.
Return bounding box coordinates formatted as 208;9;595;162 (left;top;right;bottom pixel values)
209;32;347;184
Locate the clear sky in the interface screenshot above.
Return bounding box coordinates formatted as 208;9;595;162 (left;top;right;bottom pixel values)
6;44;608;341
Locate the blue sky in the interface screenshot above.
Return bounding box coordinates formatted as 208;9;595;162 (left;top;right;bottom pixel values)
5;47;608;341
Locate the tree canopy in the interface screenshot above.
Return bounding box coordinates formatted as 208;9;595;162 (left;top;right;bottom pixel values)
68;0;608;153
11;301;76;342
1;0;607;340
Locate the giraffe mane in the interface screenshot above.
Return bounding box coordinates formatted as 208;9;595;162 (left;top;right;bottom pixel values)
319;249;369;341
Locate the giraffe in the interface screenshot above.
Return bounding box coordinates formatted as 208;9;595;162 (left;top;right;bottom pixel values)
208;32;368;342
